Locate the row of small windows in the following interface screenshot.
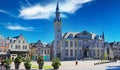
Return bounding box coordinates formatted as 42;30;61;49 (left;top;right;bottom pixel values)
65;49;102;56
68;34;92;39
65;41;102;47
41;49;50;54
0;43;7;46
10;40;25;44
11;45;27;49
65;49;82;56
0;48;6;52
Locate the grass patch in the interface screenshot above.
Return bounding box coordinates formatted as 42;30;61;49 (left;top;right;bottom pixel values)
44;66;53;69
31;65;53;69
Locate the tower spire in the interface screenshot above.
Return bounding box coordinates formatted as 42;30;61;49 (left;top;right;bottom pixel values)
55;1;61;21
102;31;105;40
56;1;59;11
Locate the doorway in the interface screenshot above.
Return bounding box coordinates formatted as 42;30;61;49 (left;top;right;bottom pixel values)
84;50;87;57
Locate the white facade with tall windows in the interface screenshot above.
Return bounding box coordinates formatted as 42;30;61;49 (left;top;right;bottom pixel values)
60;31;105;60
7;34;29;59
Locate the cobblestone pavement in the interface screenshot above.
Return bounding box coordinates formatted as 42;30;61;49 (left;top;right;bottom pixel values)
59;60;120;70
1;60;120;70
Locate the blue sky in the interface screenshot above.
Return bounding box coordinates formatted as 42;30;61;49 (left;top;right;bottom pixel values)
0;0;120;44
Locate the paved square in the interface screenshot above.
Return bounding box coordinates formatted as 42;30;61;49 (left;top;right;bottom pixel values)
3;60;119;70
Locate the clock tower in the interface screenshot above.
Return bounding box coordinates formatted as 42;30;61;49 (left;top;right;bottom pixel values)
53;2;62;59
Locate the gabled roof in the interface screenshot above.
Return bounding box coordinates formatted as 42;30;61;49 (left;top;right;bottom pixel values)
62;31;102;40
62;32;79;38
117;42;120;45
109;42;114;46
13;36;20;39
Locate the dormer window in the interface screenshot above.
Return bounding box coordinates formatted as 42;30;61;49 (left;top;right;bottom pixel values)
10;39;12;43
68;34;73;38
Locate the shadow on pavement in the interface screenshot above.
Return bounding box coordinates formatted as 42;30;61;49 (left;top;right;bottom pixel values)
106;66;120;70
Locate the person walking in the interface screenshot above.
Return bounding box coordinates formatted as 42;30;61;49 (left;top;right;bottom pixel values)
75;58;78;65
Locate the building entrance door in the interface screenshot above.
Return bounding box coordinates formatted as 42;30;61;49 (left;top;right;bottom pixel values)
84;50;87;57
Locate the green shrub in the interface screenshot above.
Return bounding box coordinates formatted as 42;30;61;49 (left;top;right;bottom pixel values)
37;56;44;69
22;57;26;62
24;58;31;70
52;58;61;69
4;58;12;69
14;56;22;69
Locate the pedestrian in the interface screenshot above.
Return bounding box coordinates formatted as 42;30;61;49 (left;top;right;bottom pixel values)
1;57;4;69
12;57;14;61
75;58;78;65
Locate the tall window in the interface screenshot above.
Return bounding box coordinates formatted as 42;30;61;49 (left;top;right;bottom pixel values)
79;41;81;47
107;48;109;55
42;49;43;54
25;46;27;49
70;41;73;47
23;41;25;44
97;50;99;56
93;49;95;55
18;40;20;44
23;46;24;49
15;45;17;49
75;49;77;56
75;41;77;47
45;50;46;54
66;49;68;56
70;49;73;56
65;41;68;47
48;50;49;54
18;45;20;49
11;45;13;48
80;49;81;55
57;36;59;38
0;49;2;52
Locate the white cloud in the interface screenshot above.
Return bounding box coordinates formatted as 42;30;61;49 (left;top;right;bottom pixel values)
6;24;34;31
0;9;16;17
19;0;92;19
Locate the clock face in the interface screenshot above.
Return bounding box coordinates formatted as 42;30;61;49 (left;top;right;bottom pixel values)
57;30;60;32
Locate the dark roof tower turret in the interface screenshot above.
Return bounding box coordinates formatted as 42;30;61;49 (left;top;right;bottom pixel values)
55;1;61;21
